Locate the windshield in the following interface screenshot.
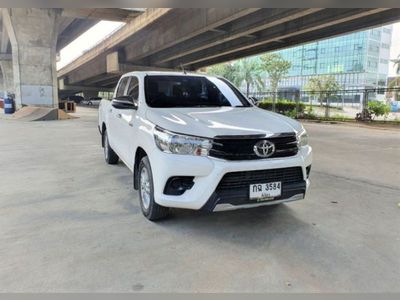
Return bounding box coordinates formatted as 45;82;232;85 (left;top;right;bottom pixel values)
144;75;251;108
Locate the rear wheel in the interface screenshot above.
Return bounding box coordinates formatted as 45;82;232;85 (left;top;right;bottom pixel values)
138;156;169;221
103;129;119;164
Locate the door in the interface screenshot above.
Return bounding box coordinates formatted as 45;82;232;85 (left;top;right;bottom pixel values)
111;76;140;167
108;76;129;157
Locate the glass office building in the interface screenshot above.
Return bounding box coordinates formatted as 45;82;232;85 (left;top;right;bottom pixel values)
269;25;393;96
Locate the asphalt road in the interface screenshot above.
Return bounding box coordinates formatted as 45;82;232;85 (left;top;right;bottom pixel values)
0;107;399;292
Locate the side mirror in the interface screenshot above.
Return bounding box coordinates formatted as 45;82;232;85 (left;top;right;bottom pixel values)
248;96;259;106
111;96;137;110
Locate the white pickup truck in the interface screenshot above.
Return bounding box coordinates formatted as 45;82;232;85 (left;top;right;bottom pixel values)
98;71;312;221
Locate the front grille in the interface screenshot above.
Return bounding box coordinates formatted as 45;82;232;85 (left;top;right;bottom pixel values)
200;167;306;211
209;133;298;160
216;167;304;191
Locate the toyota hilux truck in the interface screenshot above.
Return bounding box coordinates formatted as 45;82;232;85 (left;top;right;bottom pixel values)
98;71;312;221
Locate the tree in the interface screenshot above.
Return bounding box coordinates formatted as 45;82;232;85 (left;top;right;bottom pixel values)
206;62;238;84
394;55;400;75
207;59;263;96
231;57;264;97
305;75;341;118
260;53;291;111
387;76;400;102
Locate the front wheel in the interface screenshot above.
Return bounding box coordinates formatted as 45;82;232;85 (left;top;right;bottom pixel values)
138;156;169;221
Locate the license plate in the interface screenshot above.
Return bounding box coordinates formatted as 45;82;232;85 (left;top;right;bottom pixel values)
249;182;281;201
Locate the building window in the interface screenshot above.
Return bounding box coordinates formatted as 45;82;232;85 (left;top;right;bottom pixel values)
381;43;390;49
370;29;381;38
378;79;386;86
368;44;379;53
352;60;362;72
320;48;325;54
368;60;378;68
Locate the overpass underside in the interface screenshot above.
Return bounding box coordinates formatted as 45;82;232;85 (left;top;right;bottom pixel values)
58;8;400;95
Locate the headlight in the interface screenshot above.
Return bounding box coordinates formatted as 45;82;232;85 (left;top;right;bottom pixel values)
297;128;308;147
154;126;212;156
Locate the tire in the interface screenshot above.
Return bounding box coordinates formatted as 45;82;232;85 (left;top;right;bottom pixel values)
103;129;119;165
138;156;169;221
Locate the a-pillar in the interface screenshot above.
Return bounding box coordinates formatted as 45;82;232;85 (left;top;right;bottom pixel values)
0;60;14;97
2;8;61;109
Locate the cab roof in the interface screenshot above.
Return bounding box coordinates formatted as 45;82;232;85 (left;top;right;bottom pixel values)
122;70;212;78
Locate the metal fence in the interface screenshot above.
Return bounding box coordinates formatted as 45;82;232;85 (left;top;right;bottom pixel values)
245;87;400;120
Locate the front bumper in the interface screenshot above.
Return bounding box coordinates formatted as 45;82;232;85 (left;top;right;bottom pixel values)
202;180;306;212
149;145;312;211
212;193;305;212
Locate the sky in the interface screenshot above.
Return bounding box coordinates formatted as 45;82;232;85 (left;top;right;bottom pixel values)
57;20;400;76
56;21;124;70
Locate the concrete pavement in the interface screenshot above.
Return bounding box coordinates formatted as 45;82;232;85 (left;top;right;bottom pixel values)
0;107;399;292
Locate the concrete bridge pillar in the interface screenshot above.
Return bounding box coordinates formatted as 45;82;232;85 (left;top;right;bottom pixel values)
2;8;61;109
0;60;14;97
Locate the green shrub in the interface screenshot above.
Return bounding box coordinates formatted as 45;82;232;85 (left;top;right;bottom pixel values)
330;114;352;121
368;101;390;119
258;99;305;116
284;109;298;119
304;112;317;120
304;106;316;119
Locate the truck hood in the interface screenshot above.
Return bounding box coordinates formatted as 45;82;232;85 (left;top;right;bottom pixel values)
145;107;303;138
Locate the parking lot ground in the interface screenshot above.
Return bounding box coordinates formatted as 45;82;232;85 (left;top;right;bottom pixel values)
0;107;399;292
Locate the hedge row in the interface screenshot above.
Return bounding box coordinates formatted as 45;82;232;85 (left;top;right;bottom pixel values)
258;99;305;115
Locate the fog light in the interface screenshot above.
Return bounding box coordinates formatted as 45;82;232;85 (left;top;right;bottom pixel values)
164;176;194;195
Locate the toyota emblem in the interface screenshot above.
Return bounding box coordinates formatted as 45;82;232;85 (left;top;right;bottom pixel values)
253;140;275;158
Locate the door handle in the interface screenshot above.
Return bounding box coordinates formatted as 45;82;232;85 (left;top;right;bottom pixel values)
116;113;122;118
109;108;112;113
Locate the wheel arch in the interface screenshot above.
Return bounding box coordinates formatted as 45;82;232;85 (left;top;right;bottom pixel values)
133;147;148;190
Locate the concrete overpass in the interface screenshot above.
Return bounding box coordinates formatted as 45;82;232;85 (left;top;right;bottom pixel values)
57;8;400;96
0;8;144;108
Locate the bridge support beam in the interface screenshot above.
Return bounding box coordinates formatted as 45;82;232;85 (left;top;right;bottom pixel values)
2;8;61;109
